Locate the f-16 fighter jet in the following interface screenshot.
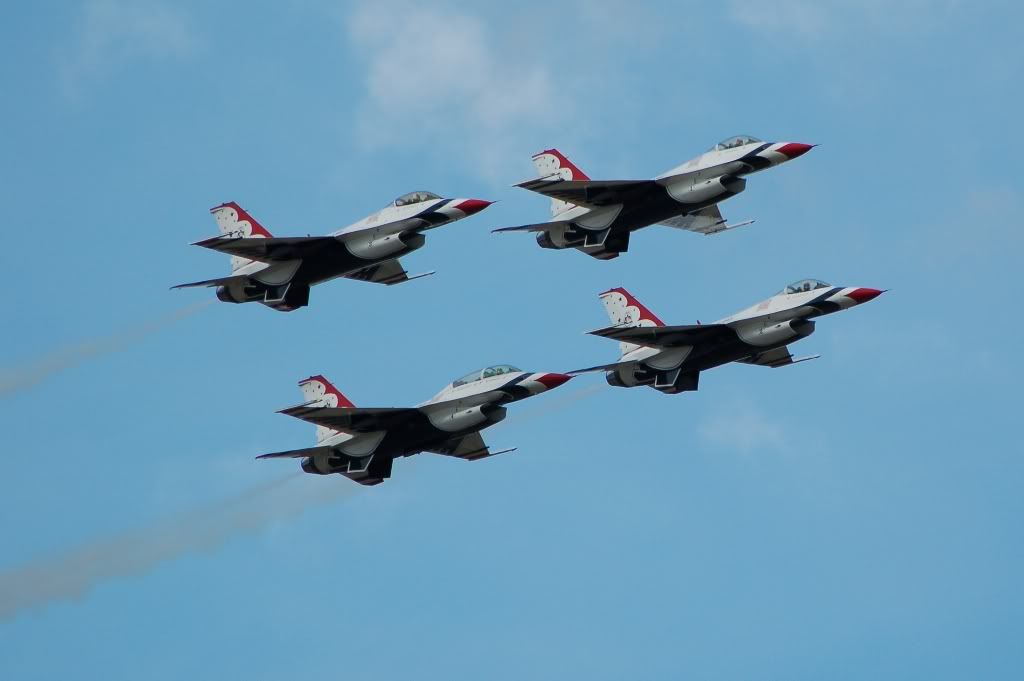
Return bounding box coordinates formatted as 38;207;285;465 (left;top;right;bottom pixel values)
494;135;813;260
257;367;572;485
575;280;883;394
174;192;492;311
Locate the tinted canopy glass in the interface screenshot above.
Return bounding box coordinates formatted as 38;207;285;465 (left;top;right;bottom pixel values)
452;364;522;387
782;278;831;295
712;134;762;151
393;191;441;207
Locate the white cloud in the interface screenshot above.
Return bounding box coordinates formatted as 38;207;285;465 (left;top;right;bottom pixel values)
60;0;196;92
344;2;574;180
698;398;788;454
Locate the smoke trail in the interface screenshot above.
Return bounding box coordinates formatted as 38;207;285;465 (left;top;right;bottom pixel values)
0;300;213;397
0;473;354;621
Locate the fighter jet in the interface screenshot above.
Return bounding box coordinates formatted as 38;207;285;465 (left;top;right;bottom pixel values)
257;366;572;485
575;280;883;394
494;135;813;259
174;192;492;311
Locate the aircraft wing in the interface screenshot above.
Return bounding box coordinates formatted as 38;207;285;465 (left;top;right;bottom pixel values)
255;445;333;460
192;235;339;263
738;346;820;368
278;404;426;433
515;177;658;209
569;359;636;375
659;205;755;235
588;323;731;348
343;258;434;286
492;219;574;234
171;274;250;289
425;431;515;461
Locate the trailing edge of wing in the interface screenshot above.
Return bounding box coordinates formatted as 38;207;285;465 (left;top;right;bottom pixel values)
256;445;333;460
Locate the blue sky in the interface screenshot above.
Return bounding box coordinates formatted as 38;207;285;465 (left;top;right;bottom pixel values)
1;1;1021;678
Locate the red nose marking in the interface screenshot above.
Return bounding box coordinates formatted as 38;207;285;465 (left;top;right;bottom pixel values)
776;142;815;159
455;199;493;215
536;373;572;390
847;288;884;303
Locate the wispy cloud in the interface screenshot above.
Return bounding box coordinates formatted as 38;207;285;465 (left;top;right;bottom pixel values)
698;397;788;454
0;474;355;621
60;0;197;93
346;2;565;180
727;0;961;39
0;300;211;398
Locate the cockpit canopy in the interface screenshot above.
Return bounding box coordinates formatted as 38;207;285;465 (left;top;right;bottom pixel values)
452;364;521;387
782;278;831;295
392;191;441;207
710;134;762;152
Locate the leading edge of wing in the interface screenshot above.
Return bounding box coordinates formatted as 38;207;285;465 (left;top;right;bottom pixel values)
513;178;657;207
277;404;421;433
492;219;573;234
256;445;333;460
171;273;249;289
568;359;635;375
587;323;729;348
192;235;337;263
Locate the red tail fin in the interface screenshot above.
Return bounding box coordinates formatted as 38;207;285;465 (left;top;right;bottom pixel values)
298;375;355;408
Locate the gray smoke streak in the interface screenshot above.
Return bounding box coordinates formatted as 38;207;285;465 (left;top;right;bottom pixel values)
0;473;354;621
0;300;213;397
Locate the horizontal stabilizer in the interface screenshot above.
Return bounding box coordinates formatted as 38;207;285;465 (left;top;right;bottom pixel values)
171;274;249;289
256;445;333;460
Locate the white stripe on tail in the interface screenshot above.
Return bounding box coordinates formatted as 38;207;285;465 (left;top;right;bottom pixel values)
599;287;665;357
531;148;589;217
298;374;355;444
210;202;273;271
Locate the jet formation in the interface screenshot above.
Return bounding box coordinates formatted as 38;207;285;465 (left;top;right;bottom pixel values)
172;134;883;485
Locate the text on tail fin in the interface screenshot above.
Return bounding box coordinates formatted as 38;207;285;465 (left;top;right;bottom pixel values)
210;202;273;238
298;375;356;408
599;287;665;327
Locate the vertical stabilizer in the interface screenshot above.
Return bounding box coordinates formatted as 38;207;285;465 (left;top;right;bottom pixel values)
598;287;665;357
531;148;590;217
297;375;355;443
210;202;274;271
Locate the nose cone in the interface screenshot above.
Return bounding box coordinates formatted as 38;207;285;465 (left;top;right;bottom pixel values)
535;373;572;391
775;142;815;160
454;198;493;216
846;288;884;304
